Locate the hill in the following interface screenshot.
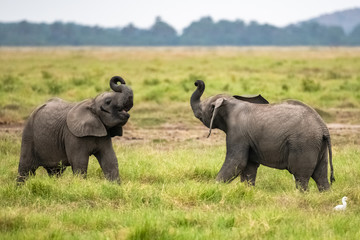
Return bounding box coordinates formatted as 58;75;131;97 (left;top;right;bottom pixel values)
305;8;360;34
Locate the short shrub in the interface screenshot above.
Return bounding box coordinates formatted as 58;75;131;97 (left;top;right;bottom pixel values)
302;78;320;92
41;70;53;79
0;74;19;92
143;78;160;86
46;78;65;95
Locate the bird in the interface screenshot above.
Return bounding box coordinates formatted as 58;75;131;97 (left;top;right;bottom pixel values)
334;196;348;211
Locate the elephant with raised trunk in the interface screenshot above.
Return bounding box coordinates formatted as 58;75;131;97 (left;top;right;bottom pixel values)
17;76;133;184
190;80;334;191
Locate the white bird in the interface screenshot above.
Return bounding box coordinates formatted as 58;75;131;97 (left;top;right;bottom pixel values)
334;196;348;211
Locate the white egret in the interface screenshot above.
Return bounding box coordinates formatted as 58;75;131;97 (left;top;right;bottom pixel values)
334;196;348;211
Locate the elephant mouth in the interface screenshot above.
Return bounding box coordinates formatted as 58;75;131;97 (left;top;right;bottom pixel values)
100;106;110;114
101;106;130;118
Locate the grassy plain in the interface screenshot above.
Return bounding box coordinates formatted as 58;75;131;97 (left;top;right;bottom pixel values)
0;47;360;239
1;47;360;124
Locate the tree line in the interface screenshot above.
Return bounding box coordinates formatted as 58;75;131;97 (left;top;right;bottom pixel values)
1;17;359;46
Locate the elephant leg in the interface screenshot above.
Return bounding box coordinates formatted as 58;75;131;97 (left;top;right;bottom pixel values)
94;145;120;184
240;161;260;186
17;164;37;183
216;143;249;183
312;144;330;191
67;152;89;178
294;176;311;191
289;150;317;192
17;129;38;183
45;165;67;177
65;138;90;178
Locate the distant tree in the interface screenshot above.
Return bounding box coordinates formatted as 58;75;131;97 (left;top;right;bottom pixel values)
0;18;359;46
274;22;345;45
347;24;360;45
298;22;345;45
147;17;178;45
180;17;216;45
119;23;145;45
213;20;247;45
118;18;178;45
244;21;279;45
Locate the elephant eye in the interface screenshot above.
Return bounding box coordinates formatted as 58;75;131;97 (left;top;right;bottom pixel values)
105;98;112;105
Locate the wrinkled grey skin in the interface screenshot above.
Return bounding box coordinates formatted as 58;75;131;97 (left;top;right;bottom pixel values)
17;76;133;184
191;80;334;191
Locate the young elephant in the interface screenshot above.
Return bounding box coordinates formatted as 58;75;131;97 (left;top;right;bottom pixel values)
190;80;334;191
17;76;133;184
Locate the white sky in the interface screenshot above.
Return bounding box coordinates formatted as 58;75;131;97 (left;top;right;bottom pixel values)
1;0;359;32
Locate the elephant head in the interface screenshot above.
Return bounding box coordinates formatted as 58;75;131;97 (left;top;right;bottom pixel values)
190;80;268;137
67;76;133;137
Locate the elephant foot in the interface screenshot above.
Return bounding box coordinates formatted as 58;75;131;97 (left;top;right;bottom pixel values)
294;176;310;192
16;175;27;184
315;181;330;192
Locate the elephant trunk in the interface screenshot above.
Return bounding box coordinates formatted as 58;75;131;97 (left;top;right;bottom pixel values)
190;80;205;119
110;76;126;92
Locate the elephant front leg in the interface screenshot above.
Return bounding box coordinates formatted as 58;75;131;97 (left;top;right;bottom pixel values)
67;151;90;178
94;147;120;184
216;144;249;183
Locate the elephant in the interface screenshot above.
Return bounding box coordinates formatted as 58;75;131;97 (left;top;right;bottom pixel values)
17;76;133;184
190;80;335;191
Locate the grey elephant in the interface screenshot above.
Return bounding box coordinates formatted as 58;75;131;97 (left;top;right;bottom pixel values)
17;76;133;184
190;80;334;191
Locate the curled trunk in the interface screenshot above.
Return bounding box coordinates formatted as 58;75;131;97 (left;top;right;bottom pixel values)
110;76;126;92
190;80;205;119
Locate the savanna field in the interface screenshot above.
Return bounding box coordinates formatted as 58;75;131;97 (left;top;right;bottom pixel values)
1;47;360;239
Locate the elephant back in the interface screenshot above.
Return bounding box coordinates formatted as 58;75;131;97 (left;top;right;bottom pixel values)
30;98;74;162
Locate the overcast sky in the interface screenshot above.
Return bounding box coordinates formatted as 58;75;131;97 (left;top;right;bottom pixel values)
1;0;359;32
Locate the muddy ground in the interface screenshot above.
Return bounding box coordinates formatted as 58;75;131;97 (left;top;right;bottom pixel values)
1;122;359;147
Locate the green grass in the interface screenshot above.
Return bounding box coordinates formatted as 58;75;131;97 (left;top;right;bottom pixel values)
1;132;360;239
1;47;360;239
1;47;360;124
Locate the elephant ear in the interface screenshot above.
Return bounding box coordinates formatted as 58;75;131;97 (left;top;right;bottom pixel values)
233;94;269;104
108;125;123;137
208;98;225;138
66;100;107;137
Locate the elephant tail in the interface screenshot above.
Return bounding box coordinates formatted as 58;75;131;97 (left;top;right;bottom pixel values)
324;135;335;184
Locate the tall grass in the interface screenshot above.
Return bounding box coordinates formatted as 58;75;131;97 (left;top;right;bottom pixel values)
1;47;360;239
0;132;360;239
1;47;360;124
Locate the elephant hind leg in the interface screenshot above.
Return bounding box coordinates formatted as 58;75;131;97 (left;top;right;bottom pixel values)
294;176;311;191
17;152;38;183
312;144;330;191
45;165;67;177
240;161;260;186
313;175;330;192
17;130;38;183
288;151;317;192
17;167;37;183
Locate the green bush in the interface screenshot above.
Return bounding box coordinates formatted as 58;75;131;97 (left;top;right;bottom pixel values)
302;78;321;92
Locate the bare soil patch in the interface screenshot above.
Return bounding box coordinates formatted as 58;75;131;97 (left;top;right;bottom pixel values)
1;122;359;146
